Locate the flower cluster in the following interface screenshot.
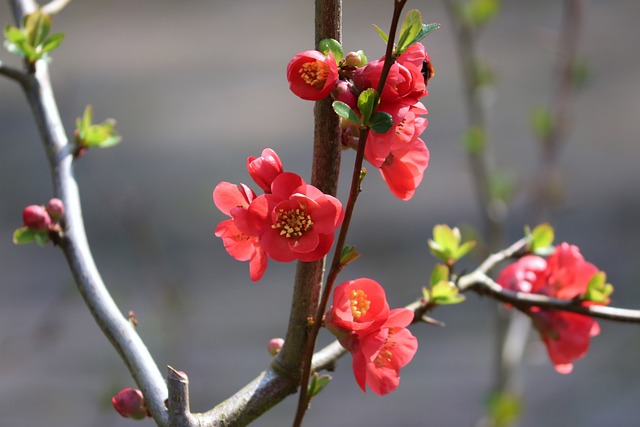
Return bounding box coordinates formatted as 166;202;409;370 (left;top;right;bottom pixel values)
325;278;418;395
13;198;65;246
497;243;608;373
213;149;344;281
286;41;432;201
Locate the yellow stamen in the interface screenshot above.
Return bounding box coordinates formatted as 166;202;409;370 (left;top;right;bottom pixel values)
349;289;371;319
271;205;313;238
299;60;329;87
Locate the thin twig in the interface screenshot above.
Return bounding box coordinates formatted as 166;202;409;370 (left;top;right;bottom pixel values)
0;60;29;85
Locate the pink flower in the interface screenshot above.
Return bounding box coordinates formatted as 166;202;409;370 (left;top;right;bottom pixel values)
496;243;605;373
353;43;428;105
532;311;600;374
325;278;390;345
379;136;430;201
325;278;418;395
287;50;339;101
247;148;283;193
213;182;268;281
45;198;64;221
112;388;150;420
241;172;344;262
22;205;51;230
351;308;418;395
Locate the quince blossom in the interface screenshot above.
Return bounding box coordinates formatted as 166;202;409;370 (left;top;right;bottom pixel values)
496;243;606;374
287;50;339;101
325;278;418;395
213;149;344;279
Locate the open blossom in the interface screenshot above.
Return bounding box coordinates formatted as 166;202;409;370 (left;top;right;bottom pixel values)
213;181;267;281
325;278;418;395
237;172;344;262
496;243;605;373
213;150;344;280
287;50;339;101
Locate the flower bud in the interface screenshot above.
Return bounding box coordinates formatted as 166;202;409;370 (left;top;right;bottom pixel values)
344;51;361;67
333;81;357;111
267;338;285;356
112;388;150;420
22;205;51;231
45;198;65;221
247;148;283;193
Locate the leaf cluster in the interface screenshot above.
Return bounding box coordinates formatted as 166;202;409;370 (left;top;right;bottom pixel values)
3;11;64;63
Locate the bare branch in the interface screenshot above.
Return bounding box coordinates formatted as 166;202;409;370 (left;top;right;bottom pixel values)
459;270;640;323
9;1;169;424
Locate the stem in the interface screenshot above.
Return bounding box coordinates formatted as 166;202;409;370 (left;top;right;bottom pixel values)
292;2;407;425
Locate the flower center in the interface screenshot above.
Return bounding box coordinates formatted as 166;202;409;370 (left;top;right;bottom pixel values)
272;206;313;238
349;289;371;319
374;328;398;367
299;60;329;87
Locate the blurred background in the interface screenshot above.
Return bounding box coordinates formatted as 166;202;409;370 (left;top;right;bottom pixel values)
1;0;639;426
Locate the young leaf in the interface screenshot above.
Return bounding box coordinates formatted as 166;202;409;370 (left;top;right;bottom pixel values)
369;111;393;134
13;227;36;244
308;372;331;397
318;38;343;62
41;33;65;54
430;280;465;305
411;23;440;46
332;101;360;125
530;223;554;254
25;12;51;48
530;106;554;140
454;240;477;260
397;10;423;54
340;245;361;267
357;88;379;125
33;230;51;246
430;264;449;286
583;271;613;305
372;24;389;44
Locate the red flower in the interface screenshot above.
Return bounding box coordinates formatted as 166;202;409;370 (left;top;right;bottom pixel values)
496;243;604;373
325;278;418;395
351;308;418;395
325;278;390;346
287;50;339;101
379;136;430;201
213;181;268;281
112;388;150;420
242;172;344;262
247;148;283;193
353;43;428;105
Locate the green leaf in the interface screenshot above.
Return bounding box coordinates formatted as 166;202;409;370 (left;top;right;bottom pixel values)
486;391;523;427
431;280;465;305
530;223;554;253
372;24;388;44
340;245;361;267
583;271;613;304
433;224;459;251
430;264;449;286
25;11;51;48
397;9;423;54
318;38;343;62
355;49;368;66
369;111;393;134
4;25;27;44
411;23;440;46
332;101;360;125
357;88;379;125
454;240;477;259
33;230;50;246
40;33;65;53
308;372;331;397
13;227;36;244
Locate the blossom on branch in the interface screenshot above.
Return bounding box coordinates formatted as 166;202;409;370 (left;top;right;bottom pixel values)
496;243;607;373
287;50;339;101
213;150;344;280
325;278;418;395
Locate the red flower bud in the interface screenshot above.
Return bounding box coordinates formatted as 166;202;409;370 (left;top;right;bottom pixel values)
267;338;285;356
22;205;51;231
45;198;64;221
112;388;150;420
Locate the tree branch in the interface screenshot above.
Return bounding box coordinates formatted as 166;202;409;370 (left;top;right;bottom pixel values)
8;1;169;425
0;60;29;85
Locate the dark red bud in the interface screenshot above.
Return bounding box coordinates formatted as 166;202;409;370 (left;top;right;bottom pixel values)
112;388;150;420
22;205;51;230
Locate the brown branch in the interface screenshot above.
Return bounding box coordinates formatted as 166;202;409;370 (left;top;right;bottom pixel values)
0;61;29;84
